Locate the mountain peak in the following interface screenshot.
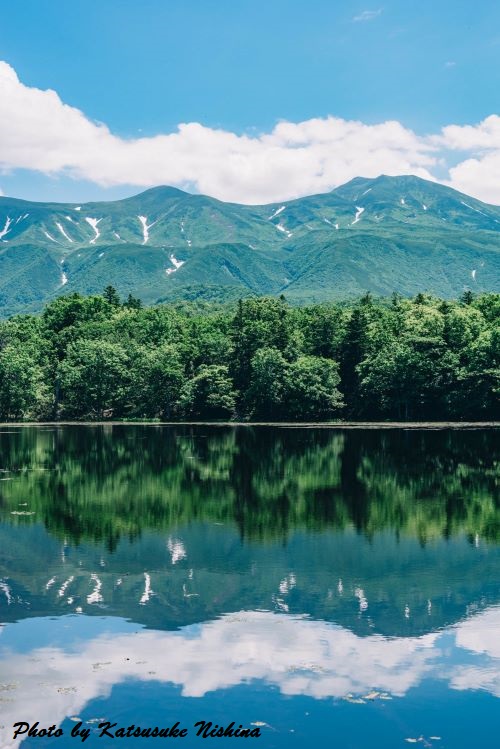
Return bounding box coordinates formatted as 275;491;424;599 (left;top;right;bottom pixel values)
0;175;498;317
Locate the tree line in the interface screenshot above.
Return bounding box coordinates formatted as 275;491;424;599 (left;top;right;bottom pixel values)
0;287;497;421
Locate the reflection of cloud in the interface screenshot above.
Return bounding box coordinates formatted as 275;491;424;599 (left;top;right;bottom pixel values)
454;607;500;659
0;608;499;748
450;607;500;697
450;666;500;698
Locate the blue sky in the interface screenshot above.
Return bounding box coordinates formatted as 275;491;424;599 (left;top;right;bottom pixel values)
1;0;500;204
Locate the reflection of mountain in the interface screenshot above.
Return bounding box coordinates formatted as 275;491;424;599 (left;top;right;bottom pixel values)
1;518;499;638
0;425;498;545
0;426;498;637
1;607;499;749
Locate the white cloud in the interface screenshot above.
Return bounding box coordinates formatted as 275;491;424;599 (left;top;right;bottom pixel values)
353;9;383;22
437;115;500;150
0;61;500;205
436;115;500;203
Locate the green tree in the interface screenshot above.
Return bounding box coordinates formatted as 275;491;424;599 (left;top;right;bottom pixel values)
0;346;46;419
339;306;370;414
102;285;121;307
285;356;344;420
59;339;130;418
181;364;237;419
231;297;296;395
247;347;288;419
133;344;184;419
123;293;143;310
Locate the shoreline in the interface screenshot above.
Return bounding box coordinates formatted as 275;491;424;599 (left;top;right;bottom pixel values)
0;421;498;429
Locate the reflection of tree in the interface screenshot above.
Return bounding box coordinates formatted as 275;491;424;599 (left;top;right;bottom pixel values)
0;426;498;547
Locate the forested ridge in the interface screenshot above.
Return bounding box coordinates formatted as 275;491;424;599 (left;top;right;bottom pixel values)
0;287;498;421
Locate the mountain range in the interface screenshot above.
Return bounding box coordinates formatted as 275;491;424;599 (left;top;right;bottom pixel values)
0;174;499;316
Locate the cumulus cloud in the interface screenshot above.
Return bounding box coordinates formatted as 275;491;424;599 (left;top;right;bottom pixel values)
0;61;500;204
436;115;500;203
353;9;383;22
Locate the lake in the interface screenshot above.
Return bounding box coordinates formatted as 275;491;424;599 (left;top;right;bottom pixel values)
0;425;498;747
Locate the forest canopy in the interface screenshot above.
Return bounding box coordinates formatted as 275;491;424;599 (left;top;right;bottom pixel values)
0;288;498;421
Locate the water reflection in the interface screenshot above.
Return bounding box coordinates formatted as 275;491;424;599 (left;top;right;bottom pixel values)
0;426;498;748
0;425;498;546
0;608;499;748
1;520;499;636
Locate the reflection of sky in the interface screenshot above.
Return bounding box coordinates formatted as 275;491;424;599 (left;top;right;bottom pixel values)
0;607;499;748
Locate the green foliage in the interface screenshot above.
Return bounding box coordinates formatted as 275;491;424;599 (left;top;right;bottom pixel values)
102;285;121;307
59;339;130;418
0;346;46;418
286;356;343;419
132;344;184;419
0;289;497;421
181;364;237;419
247;347;288;419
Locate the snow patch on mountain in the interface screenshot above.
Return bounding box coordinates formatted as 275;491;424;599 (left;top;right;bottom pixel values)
352;206;364;225
0;216;12;239
43;230;56;242
460;201;488;218
56;222;73;242
276;222;293;238
166;254;185;275
138;215;157;244
85;217;102;244
268;205;286;220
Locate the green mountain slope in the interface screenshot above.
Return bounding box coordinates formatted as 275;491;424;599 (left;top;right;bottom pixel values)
0;175;499;314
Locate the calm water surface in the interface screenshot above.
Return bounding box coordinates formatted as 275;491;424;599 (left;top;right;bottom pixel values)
0;426;498;748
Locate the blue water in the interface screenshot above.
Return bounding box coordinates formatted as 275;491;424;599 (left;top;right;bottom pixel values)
0;425;498;748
